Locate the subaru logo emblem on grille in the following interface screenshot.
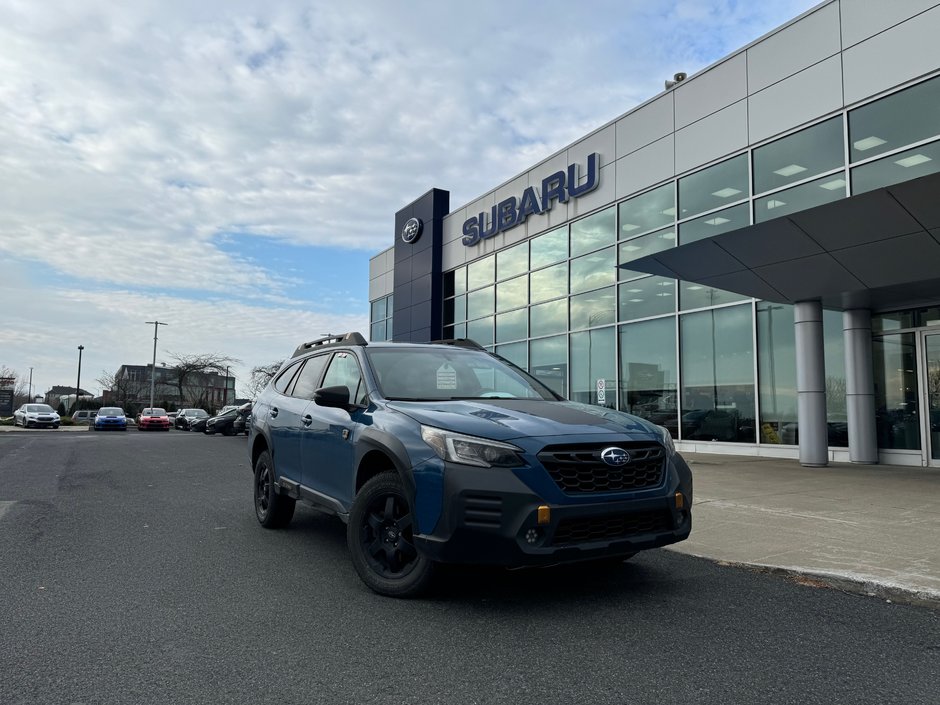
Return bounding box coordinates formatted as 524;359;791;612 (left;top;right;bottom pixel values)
401;217;423;244
600;447;630;466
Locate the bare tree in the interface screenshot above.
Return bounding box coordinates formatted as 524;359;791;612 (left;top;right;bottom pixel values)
166;353;240;407
243;360;284;399
1;366;29;408
97;369;145;411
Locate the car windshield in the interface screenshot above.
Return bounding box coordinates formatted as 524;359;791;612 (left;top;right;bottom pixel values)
365;347;559;402
26;404;54;413
193;410;208;418
144;408;167;416
98;407;124;416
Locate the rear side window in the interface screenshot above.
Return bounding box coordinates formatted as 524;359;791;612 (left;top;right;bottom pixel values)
322;352;366;405
291;354;330;399
273;361;303;394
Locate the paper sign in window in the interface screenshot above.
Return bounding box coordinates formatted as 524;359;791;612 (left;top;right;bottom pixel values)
436;363;458;390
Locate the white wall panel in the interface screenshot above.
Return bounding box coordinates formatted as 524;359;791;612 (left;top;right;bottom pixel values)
840;0;939;47
675;54;747;129
675;101;748;174
747;2;841;93
569;124;615;167
748;55;843;143
441;238;467;271
843;6;940;104
615;93;674;158
615;135;674;200
442;209;465;245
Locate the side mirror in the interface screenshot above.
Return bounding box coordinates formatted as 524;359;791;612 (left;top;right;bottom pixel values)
314;385;352;411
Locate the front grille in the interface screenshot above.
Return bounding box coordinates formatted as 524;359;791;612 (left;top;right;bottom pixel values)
537;442;666;494
552;510;673;546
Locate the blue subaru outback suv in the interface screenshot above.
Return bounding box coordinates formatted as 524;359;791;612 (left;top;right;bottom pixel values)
249;332;692;597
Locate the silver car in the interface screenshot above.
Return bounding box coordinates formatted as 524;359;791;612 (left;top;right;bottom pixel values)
14;404;61;429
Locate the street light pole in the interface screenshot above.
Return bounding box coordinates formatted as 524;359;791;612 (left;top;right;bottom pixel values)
145;321;168;410
224;365;230;408
74;346;84;414
28;367;33;403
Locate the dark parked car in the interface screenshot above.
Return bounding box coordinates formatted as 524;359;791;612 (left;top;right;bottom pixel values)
204;407;248;436
249;333;692;597
175;408;209;431
232;404;252;436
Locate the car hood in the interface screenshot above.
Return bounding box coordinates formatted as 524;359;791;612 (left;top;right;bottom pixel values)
384;399;662;442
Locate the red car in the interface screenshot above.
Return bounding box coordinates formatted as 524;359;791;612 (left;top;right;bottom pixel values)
137;408;171;431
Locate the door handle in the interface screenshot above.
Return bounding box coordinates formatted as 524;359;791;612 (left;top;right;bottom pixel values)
302;414;313;427
270;407;279;418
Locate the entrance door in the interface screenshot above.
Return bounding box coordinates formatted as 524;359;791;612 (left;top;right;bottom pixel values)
921;332;940;466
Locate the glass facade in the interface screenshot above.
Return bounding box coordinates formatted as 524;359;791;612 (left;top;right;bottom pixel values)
369;294;394;342
375;72;939;454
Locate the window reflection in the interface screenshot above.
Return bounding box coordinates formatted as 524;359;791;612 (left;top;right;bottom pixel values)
678;204;749;245
570;287;616;330
571;206;616;257
496;309;527;343
529;335;567;397
619;227;676;280
467;286;494;320
619;276;675;321
467;256;495;290
757;302;797;444
530;227;568;269
849;75;940;162
530;299;568;338
679;154;748;220
570;328;616;408
753;117;844;194
680;305;756;443
619;318;678;437
754;174;845;222
497;242;528;281
496;275;528;313
467;316;494;347
851;140;940;194
679;283;748;310
873;333;920;450
571;246;616;294
618;183;674;238
530;262;568;304
496;341;527;369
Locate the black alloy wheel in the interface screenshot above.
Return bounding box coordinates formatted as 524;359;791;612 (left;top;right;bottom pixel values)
253;450;295;528
348;473;435;597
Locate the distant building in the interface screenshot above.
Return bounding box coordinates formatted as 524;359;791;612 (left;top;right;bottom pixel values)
44;386;93;409
106;364;235;410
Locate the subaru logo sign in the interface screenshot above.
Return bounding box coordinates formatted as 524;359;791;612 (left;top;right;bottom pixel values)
401;217;423;244
600;447;630;466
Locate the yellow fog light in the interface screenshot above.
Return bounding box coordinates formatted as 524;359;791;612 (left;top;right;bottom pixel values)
675;492;685;509
537;505;551;525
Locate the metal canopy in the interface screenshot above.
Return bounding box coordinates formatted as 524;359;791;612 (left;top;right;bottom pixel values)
623;171;940;311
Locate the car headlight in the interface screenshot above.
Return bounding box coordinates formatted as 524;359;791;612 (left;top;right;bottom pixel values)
420;425;524;468
657;425;676;454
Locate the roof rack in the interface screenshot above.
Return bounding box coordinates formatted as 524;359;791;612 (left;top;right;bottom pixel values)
292;332;367;358
430;338;484;350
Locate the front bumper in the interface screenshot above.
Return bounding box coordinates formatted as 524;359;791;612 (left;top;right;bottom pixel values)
139;420;169;430
413;454;692;567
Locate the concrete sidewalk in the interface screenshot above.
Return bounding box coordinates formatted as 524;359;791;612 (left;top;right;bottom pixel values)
670;453;940;604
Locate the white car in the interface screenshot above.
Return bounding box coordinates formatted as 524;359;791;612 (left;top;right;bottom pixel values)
14;403;61;429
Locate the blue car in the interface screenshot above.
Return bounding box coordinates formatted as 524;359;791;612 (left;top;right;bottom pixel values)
93;407;128;431
249;333;692;597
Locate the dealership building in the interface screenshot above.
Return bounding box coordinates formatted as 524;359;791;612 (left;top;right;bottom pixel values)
369;0;940;467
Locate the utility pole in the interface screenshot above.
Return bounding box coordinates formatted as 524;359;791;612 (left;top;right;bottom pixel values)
224;365;230;407
28;367;33;403
145;321;168;410
74;346;84;414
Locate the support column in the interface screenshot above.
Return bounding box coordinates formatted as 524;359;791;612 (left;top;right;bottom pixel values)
795;301;828;466
843;309;878;463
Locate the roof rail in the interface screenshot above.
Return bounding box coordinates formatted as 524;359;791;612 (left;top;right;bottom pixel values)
430;338;484;350
292;332;367;358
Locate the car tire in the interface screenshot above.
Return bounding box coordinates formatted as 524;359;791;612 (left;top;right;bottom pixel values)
347;472;435;598
222;425;234;437
253;450;295;529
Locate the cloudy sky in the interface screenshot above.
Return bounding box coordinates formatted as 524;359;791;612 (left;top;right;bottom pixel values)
1;0;820;399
